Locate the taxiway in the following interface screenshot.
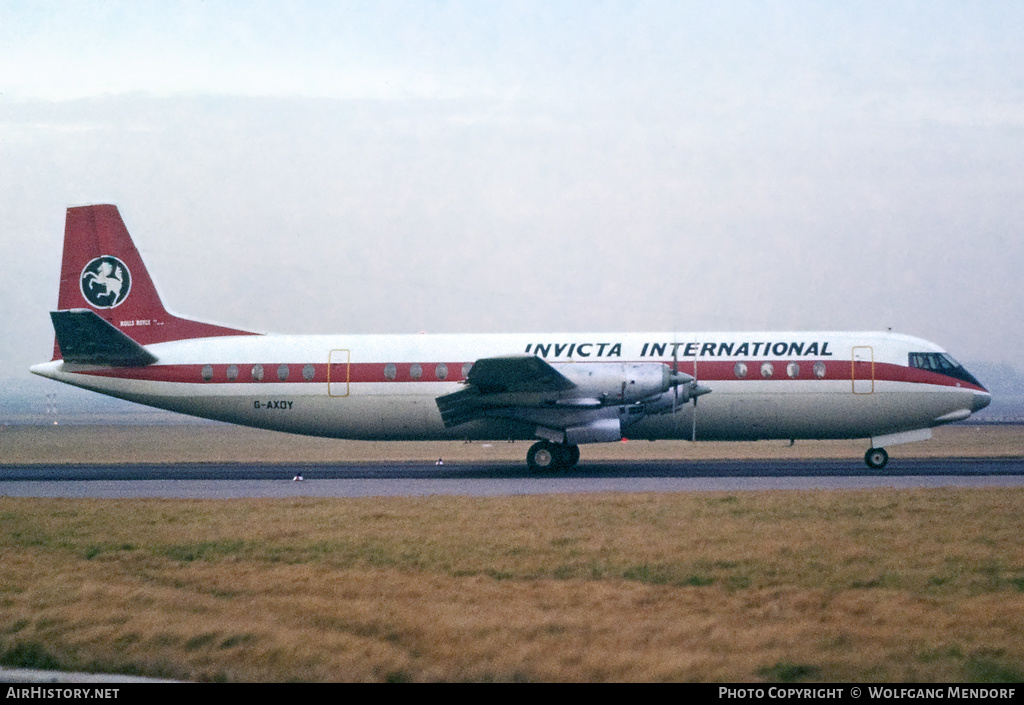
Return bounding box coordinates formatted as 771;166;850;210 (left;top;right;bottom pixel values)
2;457;1022;498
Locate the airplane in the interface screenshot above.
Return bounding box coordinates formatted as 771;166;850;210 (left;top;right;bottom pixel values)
31;204;992;472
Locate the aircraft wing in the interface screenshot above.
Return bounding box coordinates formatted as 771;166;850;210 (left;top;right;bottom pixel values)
436;355;575;428
463;355;575;393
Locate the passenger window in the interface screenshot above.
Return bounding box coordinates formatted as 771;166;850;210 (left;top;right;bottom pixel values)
787;362;800;379
436;362;448;380
252;364;264;382
410;363;422;380
760;362;774;379
384;363;397;380
813;361;826;379
226;364;239;381
201;364;213;382
278;364;290;381
734;362;748;379
462;362;473;379
302;364;315;381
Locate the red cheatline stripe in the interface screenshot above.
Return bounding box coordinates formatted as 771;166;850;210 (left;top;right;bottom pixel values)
77;362;466;384
73;359;986;392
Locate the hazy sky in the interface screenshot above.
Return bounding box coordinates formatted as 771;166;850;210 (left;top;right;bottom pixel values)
3;1;1023;386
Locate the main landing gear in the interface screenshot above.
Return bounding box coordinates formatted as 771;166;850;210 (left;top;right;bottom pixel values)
864;447;889;469
527;440;581;473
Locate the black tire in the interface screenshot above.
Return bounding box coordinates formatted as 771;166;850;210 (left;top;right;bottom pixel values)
864;447;889;469
564;444;580;468
527;441;560;473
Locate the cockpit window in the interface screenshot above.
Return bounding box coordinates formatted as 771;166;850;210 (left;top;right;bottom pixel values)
909;352;960;372
909;352;983;387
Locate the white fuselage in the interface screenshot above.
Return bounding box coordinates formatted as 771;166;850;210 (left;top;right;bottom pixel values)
31;330;990;448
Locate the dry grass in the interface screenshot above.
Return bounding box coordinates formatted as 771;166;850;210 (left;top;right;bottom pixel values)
1;490;1023;682
1;423;1021;465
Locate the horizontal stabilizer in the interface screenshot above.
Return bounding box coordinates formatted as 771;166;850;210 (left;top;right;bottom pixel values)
50;309;158;367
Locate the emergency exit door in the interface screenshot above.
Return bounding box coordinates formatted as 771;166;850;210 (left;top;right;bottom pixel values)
328;349;350;397
852;346;874;394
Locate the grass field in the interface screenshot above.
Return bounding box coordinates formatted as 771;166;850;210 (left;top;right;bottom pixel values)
1;489;1024;682
1;424;1022;682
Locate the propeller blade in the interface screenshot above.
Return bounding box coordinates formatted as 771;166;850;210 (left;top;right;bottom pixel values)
671;347;680;414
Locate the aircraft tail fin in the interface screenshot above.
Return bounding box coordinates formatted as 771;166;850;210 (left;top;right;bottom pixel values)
52;204;257;360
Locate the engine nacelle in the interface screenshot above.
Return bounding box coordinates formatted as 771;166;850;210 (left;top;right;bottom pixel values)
635;381;713;417
638;390;679;417
565;418;622;444
553;362;691;404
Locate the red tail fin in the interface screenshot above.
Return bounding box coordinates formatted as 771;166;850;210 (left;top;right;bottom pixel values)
54;204;257;359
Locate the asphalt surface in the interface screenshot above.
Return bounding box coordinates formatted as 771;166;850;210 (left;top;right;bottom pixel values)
3;456;1024;480
2;458;1023;497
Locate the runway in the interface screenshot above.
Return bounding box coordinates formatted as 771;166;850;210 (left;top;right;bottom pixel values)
2;457;1023;498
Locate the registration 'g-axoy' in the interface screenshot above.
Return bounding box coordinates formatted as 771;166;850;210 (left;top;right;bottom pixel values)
33;205;992;471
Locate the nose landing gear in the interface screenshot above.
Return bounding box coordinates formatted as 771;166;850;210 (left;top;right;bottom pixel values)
864;447;889;469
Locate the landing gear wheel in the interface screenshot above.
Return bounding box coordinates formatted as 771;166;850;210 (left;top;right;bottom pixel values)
527;441;579;473
528;441;561;473
865;447;889;469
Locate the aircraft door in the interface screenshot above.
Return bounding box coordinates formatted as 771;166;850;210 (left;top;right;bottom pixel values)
328;349;350;397
852;346;874;394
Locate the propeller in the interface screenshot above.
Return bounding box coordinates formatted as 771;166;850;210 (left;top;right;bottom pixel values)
668;346;711;442
690;363;712;441
691;359;698;443
673;346;679;414
667;344;683;436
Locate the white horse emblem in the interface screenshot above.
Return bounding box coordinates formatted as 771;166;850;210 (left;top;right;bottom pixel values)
80;256;131;308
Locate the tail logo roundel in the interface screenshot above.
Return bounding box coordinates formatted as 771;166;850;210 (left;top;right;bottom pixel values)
80;256;132;309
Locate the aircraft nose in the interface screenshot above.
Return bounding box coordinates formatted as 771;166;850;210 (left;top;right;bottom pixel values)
971;391;992;413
